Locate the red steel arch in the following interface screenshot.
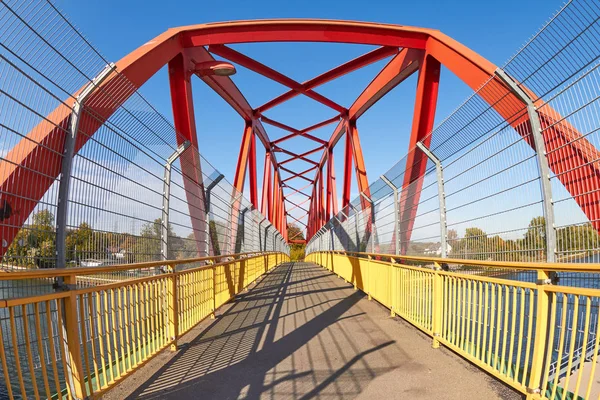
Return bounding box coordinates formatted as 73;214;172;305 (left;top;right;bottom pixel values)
1;19;599;255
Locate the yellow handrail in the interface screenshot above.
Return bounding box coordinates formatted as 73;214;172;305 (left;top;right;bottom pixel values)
0;251;280;280
0;251;290;399
327;250;600;272
306;250;600;400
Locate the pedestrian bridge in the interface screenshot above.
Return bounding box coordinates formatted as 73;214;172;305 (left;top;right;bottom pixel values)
2;0;600;399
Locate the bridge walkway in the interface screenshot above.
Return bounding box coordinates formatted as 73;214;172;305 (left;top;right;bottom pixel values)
104;262;520;399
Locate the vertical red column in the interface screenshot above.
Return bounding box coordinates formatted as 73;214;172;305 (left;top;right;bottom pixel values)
342;127;353;213
330;152;339;217
248;130;258;208
325;148;333;222
261;152;272;217
398;54;441;254
168;52;207;256
320;167;325;227
272;172;280;227
233;121;254;194
348;120;371;207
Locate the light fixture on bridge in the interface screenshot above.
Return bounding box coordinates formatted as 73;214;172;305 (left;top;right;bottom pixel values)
194;60;237;77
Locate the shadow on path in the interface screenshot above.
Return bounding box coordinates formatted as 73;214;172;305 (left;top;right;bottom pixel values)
117;262;521;400
127;262;402;399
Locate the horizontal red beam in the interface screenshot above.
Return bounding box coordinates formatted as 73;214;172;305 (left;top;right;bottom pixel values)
283;182;313;198
209;44;346;113
301;115;341;134
286;197;310;213
286;212;308;227
257;46;399;114
277;146;324;166
185;47;281;170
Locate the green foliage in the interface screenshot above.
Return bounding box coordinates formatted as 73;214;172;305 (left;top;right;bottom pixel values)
288;223;305;261
5;209;56;268
447;216;600;262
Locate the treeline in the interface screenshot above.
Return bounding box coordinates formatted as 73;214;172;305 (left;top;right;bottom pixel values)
410;216;600;262
3;210;229;268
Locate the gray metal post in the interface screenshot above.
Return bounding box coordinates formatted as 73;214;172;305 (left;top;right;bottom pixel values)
227;193;243;255
56;63;115;268
204;174;224;257
495;69;556;262
162;141;191;262
415;141;448;258
240;207;250;253
381;176;400;255
360;192;376;253
349;204;360;252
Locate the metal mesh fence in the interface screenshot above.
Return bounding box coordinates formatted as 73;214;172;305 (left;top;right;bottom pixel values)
0;0;289;289
308;0;600;271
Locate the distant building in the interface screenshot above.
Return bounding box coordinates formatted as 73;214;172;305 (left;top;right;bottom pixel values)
423;243;452;256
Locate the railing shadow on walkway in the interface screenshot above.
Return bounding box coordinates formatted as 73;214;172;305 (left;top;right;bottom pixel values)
124;262;403;400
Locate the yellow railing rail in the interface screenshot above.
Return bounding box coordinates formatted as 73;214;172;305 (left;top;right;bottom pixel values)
306;250;600;400
0;251;289;399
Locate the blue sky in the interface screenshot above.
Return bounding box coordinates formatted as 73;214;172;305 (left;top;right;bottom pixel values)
58;0;563;229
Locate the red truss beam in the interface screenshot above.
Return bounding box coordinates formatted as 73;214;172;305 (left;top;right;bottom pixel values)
261;151;272;216
287;212;308;227
324;48;425;152
286;197;310;213
289;227;305;240
301;116;342;134
283;182;312;198
280;165;316;184
276;146;324;166
168;53;207;256
398;54;440;254
265;116;332;146
5;19;600;251
258;46;399;114
248;129;258;207
209;44;346;113
348;120;371;205
233;121;254;192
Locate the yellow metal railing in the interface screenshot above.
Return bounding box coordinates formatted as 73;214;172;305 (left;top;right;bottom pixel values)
306;251;600;400
0;251;289;399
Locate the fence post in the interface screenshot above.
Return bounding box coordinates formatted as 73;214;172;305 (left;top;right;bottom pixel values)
360;192;376;254
162;141;191;263
415;142;448;259
494;69;556;263
381;176;399;255
168;266;179;351
431;262;443;349
495;69;556;396
56;63;114;269
204;174;224;257
62;275;86;399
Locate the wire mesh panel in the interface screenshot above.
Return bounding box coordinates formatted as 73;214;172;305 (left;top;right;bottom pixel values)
305;1;600;398
308;0;600;270
0;0;289;300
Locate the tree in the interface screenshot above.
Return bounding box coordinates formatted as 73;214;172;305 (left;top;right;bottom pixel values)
288;224;305;261
5;209;56;268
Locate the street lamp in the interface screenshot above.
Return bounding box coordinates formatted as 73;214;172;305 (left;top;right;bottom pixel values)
195;61;236;77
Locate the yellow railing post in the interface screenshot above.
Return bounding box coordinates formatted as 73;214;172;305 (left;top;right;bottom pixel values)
526;270;552;398
390;258;396;317
62;275;87;399
168;265;179;351
367;255;372;301
211;266;216;319
432;262;443;349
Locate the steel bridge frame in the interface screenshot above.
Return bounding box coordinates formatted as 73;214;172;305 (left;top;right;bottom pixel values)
2;19;599;253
